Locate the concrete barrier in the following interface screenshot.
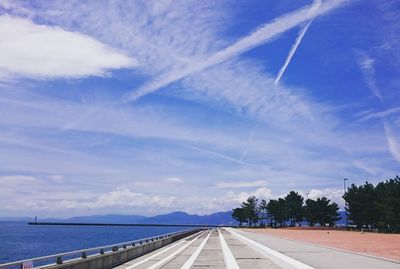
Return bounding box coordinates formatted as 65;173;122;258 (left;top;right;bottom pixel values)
41;229;201;269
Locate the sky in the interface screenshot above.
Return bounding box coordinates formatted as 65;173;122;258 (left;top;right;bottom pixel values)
0;0;399;218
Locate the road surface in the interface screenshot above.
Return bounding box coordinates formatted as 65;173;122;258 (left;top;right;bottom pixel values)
115;228;400;269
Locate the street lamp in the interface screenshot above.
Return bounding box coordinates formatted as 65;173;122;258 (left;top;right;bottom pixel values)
343;178;348;229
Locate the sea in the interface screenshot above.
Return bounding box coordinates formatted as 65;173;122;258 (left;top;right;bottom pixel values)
0;221;189;264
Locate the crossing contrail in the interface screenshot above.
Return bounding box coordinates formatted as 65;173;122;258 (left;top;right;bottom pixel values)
123;0;345;102
241;0;321;162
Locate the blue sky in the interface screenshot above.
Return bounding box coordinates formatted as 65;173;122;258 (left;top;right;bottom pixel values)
0;0;399;217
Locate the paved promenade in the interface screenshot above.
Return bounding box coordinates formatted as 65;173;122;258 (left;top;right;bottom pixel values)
115;228;400;269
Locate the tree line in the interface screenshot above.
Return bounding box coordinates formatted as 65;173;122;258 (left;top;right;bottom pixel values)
232;191;340;227
343;176;400;232
232;176;400;232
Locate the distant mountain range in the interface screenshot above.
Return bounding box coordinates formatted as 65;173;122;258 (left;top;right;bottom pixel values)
0;211;238;225
0;210;347;226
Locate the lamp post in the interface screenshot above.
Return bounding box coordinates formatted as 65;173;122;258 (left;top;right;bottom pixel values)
343;178;348;229
306;192;310;227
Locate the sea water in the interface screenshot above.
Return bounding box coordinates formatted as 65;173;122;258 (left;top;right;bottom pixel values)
0;222;188;264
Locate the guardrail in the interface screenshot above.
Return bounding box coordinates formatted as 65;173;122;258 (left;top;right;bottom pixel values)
0;228;203;269
361;228;379;233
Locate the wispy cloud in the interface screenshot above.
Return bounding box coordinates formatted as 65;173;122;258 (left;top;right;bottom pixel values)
179;142;253;167
124;0;348;102
352;160;378;175
357;106;400;122
0;15;137;80
215;180;267;189
358;54;384;102
357;52;400;164
384;123;400;163
1;1;398;218
242;0;320;161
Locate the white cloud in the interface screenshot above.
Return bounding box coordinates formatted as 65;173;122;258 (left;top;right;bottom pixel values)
254;187;274;200
163;177;184;184
215;180;267;189
0;175;40;186
235;187;274;203
307;188;344;206
88;187;177;209
48;174;64;183
0;15;137;80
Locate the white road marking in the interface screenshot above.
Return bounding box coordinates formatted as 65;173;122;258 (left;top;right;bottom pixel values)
227;228;315;269
146;231;206;269
180;229;213;269
218;228;240;269
124;233;197;269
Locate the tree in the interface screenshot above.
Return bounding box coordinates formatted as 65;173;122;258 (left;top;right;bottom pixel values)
343;182;379;228
317;197;340;226
232;207;246;226
267;198;288;227
304;197;340;227
375;176;400;230
304;199;319;226
266;199;278;227
341;177;400;231
284;191;304;226
242;196;258;226
258;199;268;226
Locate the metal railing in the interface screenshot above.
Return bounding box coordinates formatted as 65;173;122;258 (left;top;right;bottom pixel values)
0;228;203;269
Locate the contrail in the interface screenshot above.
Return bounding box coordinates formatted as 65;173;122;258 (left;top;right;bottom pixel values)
275;21;313;85
123;0;347;103
275;0;321;85
239;125;257;162
241;0;321;161
179;143;253;167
